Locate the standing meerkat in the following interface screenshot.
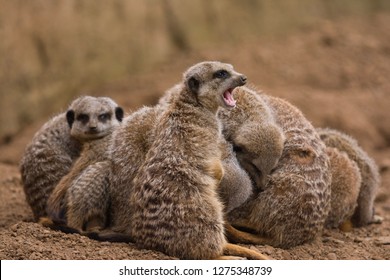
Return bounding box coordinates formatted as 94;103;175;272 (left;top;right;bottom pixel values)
125;61;267;259
44;97;124;232
222;88;332;248
20;96;122;220
317;127;381;226
159;85;254;214
324;147;361;230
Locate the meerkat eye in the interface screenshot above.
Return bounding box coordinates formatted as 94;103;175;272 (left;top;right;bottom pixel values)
98;113;111;122
213;70;230;79
76;114;89;123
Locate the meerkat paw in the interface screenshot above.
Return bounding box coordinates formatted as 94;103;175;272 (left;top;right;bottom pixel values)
38;217;55;227
338;220;354;232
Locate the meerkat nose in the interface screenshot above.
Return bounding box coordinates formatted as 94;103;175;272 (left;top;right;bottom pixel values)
240;75;247;85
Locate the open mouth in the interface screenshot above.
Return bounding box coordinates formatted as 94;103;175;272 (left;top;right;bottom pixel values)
223;88;236;107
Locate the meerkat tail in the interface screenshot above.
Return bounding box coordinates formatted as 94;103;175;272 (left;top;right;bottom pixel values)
87;230;134;243
225;224;272;245
222;243;270;260
39;217;133;243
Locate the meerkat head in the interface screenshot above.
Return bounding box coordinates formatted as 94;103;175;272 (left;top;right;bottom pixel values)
66;96;124;141
183;61;247;111
232;124;285;189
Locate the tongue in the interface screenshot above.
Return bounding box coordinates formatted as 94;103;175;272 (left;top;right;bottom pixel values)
223;90;236;107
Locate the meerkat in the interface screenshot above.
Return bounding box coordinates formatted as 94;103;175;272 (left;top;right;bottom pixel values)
108;105;163;233
324;147;361;230
159;85;254;214
218;138;254;214
44;97;124;232
20;96;122;220
108;83;254;233
221;87;332;248
110;61;267;260
316;127;381;226
218;86;285;190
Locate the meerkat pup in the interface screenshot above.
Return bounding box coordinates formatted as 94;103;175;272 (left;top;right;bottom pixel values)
44;97;124;232
221;88;332;248
20;96;122;220
324;147;361;229
317;127;381;226
125;61;267;260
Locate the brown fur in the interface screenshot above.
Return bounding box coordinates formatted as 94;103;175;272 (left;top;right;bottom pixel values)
110;61;268;259
44;97;124;231
218;86;285;189
324;147;361;229
317;127;381;226
222;87;332;248
218;138;253;214
20;96;122;220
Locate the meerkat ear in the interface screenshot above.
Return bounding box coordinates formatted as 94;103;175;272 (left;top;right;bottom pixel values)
186;76;200;94
115;107;124;122
66;110;75;128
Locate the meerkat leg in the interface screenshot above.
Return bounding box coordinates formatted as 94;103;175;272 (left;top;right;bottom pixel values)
66;162;110;232
225;223;272;245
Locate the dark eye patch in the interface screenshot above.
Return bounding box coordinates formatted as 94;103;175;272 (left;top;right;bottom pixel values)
98;113;111;122
213;69;230;79
76;114;89;123
233;144;244;153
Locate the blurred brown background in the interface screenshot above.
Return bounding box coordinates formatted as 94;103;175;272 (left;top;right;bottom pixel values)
1;0;390;161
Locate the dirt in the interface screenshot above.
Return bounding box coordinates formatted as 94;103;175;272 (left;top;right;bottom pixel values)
1;13;390;260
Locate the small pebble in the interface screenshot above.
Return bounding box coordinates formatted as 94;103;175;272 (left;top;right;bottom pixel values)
327;253;337;260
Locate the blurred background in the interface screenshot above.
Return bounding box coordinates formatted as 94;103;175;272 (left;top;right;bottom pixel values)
1;0;390;164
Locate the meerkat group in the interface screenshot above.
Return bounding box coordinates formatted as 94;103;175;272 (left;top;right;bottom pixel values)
220;87;332;248
20;60;381;259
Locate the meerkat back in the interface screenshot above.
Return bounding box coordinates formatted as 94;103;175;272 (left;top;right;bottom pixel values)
20;112;81;220
324;147;361;229
317;127;381;226
108;105;163;232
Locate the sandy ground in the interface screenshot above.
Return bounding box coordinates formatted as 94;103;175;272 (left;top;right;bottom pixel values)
1;13;389;260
